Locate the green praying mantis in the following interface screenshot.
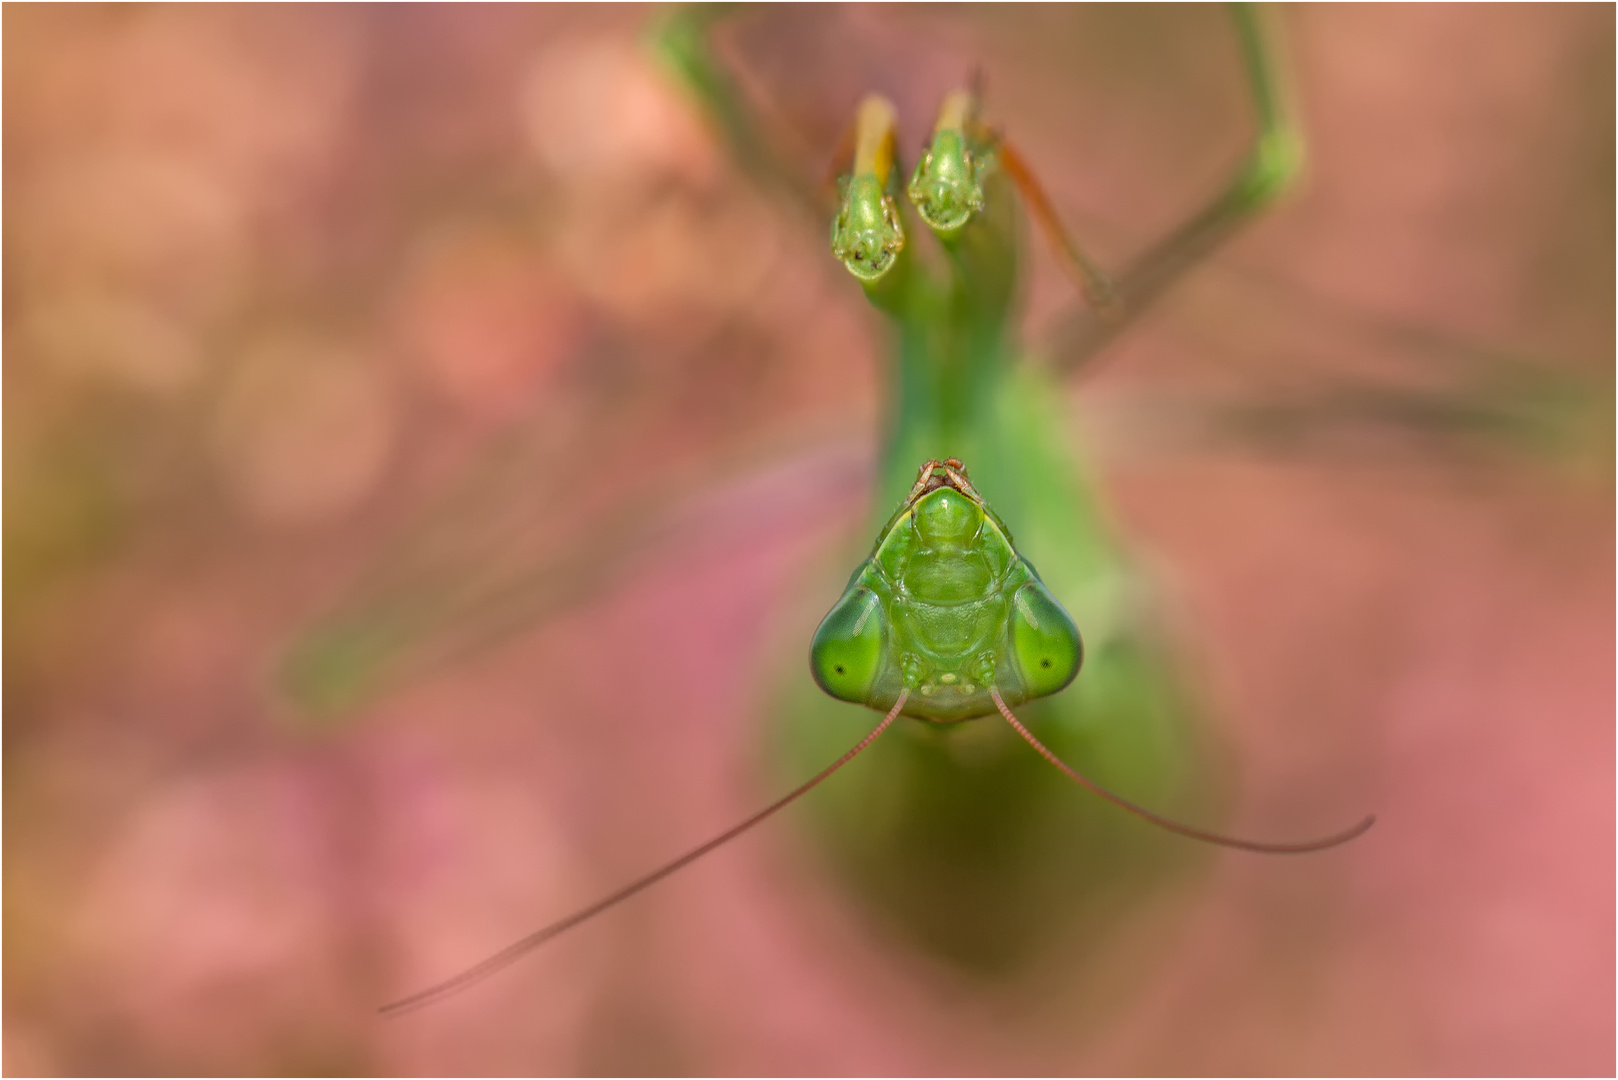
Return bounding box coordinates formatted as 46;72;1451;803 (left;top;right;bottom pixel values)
366;4;1382;1016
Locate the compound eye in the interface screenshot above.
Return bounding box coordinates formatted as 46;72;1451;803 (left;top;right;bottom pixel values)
810;587;886;704
1010;582;1082;699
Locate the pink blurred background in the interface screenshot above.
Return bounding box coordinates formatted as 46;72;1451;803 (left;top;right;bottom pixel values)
6;5;1612;1075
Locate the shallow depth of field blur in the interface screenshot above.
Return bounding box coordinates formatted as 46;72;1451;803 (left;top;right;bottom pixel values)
5;5;1613;1075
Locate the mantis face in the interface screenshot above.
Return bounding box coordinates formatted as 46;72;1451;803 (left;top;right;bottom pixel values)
811;459;1082;721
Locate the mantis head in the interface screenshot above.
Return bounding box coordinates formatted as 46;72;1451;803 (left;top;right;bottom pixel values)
811;460;1081;721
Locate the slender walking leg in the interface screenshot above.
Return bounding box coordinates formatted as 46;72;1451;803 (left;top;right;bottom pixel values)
1049;2;1303;373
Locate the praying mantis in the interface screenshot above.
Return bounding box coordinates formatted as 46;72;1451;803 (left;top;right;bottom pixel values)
351;4;1387;1016
276;5;1597;1025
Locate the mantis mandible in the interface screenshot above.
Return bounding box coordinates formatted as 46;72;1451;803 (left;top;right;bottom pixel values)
377;6;1374;1014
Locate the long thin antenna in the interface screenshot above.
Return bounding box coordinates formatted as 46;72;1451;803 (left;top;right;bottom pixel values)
989;686;1373;854
380;689;910;1016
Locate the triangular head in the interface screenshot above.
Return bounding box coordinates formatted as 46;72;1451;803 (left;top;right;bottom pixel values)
811;459;1083;722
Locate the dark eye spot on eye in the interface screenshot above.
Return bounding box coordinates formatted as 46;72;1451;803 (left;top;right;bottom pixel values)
1040;658;1051;669
835;665;846;675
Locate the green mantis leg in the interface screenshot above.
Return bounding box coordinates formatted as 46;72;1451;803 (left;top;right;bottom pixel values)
650;4;827;218
1048;2;1303;372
